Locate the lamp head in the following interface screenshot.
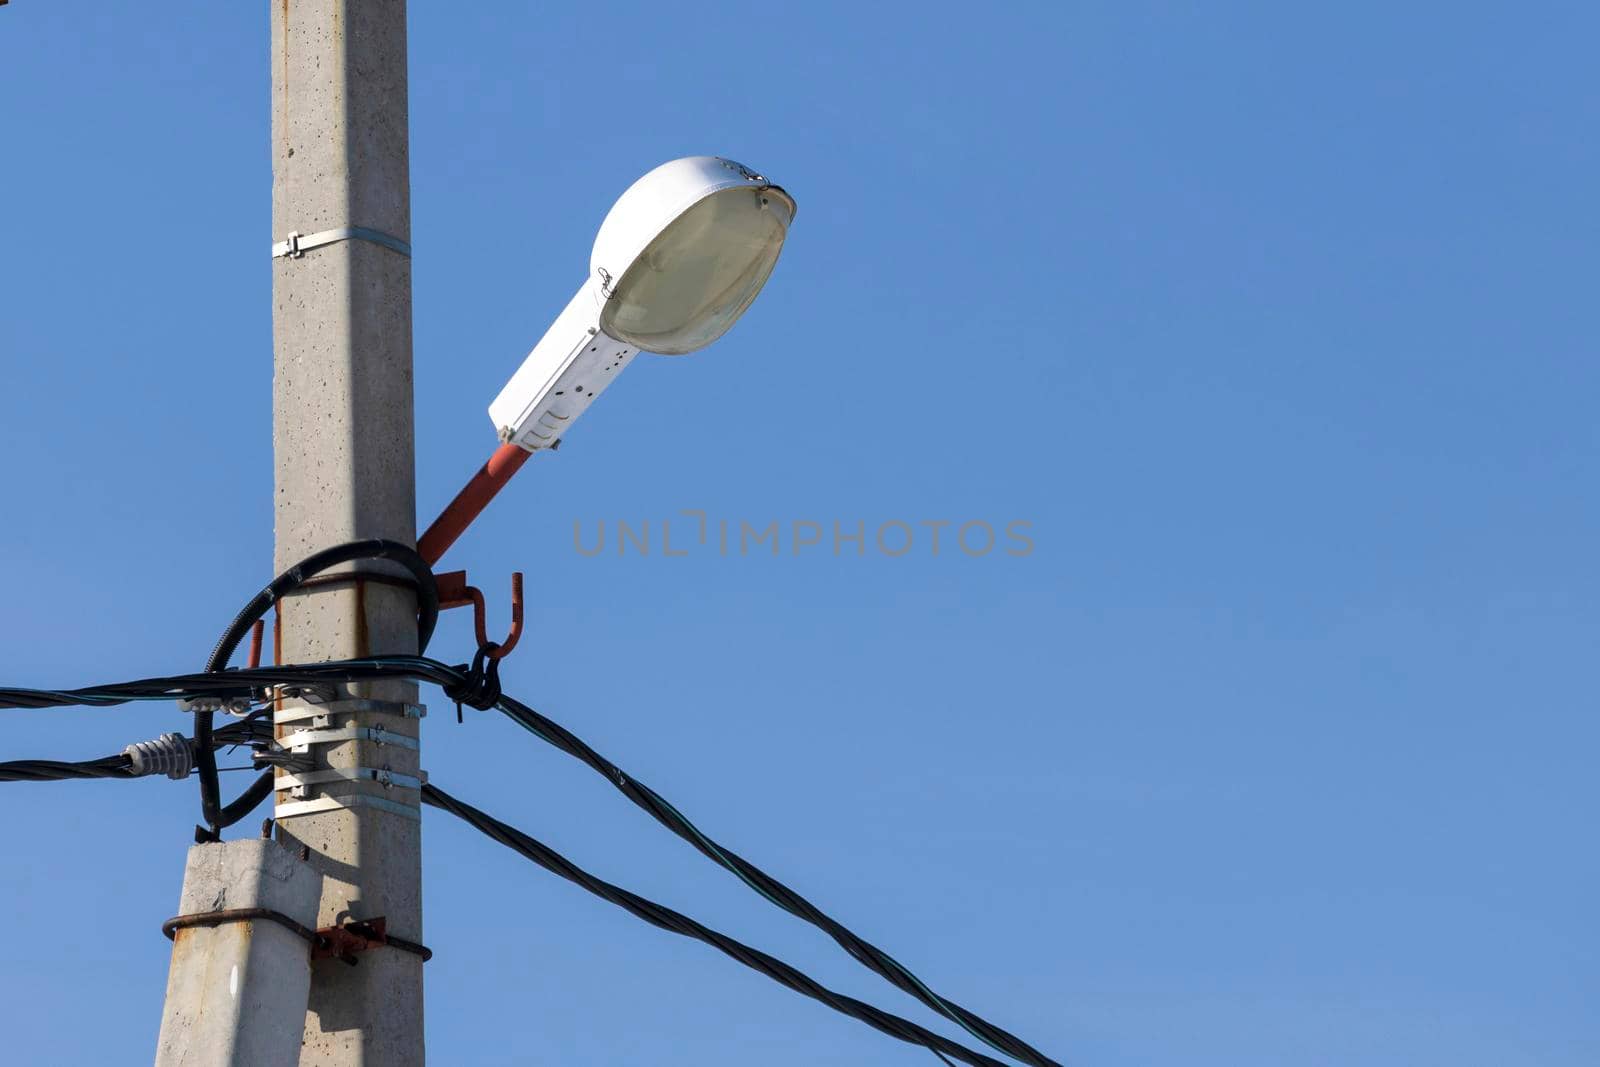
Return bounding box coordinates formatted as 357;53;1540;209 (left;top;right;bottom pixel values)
591;156;796;355
489;157;795;452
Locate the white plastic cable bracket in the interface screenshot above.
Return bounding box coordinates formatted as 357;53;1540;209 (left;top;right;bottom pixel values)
280;724;419;754
275;766;425;800
271;225;412;260
275;699;427;727
273;793;421;822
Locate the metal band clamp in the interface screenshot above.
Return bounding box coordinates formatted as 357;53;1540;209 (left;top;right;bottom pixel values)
275;699;427;727
272;226;412;260
274;793;422;822
162;909;432;962
276;766;425;794
280;724;419;753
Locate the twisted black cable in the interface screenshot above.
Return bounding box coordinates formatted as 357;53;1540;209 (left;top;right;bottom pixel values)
422;782;1009;1067
195;539;441;837
0;657;462;711
0;657;1056;1064
202;539;441;672
213;717;277;748
488;694;1058;1067
0;719;274;783
1;656;1054;1061
0;755;135;782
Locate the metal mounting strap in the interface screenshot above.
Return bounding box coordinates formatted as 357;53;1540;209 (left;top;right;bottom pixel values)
272;225;412;260
276;766;425;793
162;909;432;961
274;793;422;822
312;917;434;963
163;907;321;947
280;724;419;753
275;699;427;727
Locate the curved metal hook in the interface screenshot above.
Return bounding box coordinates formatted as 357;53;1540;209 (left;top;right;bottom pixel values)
436;570;524;662
478;572;523;661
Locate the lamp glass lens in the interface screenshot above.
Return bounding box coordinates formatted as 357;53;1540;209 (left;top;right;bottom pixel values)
600;187;789;354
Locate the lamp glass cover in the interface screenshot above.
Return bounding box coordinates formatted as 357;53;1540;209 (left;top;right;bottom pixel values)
600;186;790;354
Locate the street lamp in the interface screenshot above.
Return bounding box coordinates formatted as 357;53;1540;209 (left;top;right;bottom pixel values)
418;156;796;564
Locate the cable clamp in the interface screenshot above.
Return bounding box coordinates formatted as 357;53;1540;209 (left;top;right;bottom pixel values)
274;793;421;822
272;225;412;260
253;748;315;773
280;724;419;754
178;695;257;715
275;765;425;798
273;683;339;706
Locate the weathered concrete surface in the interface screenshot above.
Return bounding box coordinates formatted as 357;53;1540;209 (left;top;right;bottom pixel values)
270;2;424;1064
155;840;324;1067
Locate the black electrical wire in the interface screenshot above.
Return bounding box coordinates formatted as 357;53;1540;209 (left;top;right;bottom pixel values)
0;719;274;783
202;539;440;672
0;754;135;782
486;694;1060;1067
0;655;1058;1065
0;664;1047;1064
213;716;276;748
0;657;459;711
194;539;440;838
422;781;1010;1067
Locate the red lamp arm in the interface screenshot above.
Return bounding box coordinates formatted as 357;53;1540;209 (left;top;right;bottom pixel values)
417;442;533;566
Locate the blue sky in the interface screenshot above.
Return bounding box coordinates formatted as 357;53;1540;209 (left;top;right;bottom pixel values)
2;2;1596;1064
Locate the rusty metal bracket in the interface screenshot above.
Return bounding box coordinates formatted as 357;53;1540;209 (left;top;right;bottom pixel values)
312;916;433;965
164;907;320;948
163;910;432;965
313;917;388;965
435;569;524;661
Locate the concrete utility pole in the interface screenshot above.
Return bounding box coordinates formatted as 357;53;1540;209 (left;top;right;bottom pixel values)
155;840;326;1065
270;2;424;1063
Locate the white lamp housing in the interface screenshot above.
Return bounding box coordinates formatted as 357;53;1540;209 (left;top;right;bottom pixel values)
489;156;796;451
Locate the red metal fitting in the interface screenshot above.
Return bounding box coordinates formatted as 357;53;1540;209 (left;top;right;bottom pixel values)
313;917;389;965
247;620;265;670
418;443;532;566
435;569;524;661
